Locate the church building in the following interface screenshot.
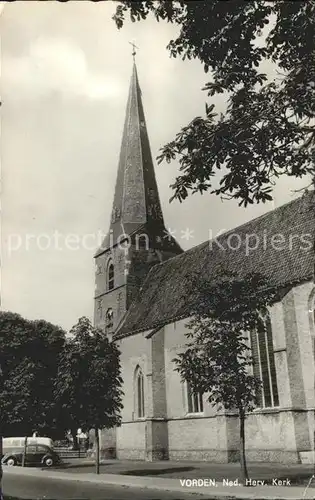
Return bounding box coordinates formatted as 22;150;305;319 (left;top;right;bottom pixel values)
94;62;315;464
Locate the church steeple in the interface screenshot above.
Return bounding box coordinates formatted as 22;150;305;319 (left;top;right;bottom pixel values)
94;62;182;331
96;61;180;255
111;61;165;233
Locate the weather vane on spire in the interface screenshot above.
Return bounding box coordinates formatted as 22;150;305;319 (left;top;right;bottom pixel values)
129;41;139;60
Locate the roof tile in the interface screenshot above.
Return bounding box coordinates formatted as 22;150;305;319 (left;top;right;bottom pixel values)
115;191;315;339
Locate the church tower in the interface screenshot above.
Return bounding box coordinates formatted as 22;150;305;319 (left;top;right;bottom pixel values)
94;61;182;334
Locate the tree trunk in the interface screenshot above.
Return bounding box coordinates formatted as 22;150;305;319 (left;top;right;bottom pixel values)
0;434;3;500
71;428;79;450
22;436;28;467
95;428;100;475
239;407;249;484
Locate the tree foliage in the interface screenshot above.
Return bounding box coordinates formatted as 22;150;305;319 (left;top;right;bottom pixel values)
173;271;276;412
55;317;123;434
115;1;315;206
173;270;276;480
0;312;66;438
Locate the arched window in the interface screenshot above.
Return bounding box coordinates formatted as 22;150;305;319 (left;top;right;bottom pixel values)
186;381;203;414
107;260;114;291
135;367;145;418
250;312;279;408
135;233;149;250
105;308;113;331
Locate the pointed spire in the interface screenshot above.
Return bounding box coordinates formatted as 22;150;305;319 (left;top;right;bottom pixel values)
95;61;182;257
109;62;165;234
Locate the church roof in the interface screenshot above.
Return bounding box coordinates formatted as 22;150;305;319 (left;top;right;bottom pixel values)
96;63;169;256
115;191;315;339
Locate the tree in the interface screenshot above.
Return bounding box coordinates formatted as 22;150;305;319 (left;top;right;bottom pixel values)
0;312;66;438
114;1;315;206
55;317;123;474
0;312;66;489
173;270;276;483
0;362;3;500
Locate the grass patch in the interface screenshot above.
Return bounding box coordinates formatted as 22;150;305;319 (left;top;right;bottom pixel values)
120;466;196;476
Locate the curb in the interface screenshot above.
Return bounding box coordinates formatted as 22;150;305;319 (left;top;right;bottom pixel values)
3;466;315;499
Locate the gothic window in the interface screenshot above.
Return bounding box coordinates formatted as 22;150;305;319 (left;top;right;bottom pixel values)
105;308;114;331
107;260;114;291
186;381;204;414
136;233;149;250
135;366;145;418
250;312;279;408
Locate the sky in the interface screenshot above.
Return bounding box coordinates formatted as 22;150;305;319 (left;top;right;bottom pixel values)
0;1;309;332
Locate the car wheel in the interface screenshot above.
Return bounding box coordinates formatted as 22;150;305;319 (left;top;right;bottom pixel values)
6;457;17;466
43;456;54;467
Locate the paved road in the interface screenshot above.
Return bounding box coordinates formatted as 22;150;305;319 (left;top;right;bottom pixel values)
2;474;212;500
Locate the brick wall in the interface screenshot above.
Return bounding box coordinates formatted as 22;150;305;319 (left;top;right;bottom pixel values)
118;333;149;422
113;281;314;463
94;245;127;330
292;282;315;408
117;421;146;460
94;244;180;330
